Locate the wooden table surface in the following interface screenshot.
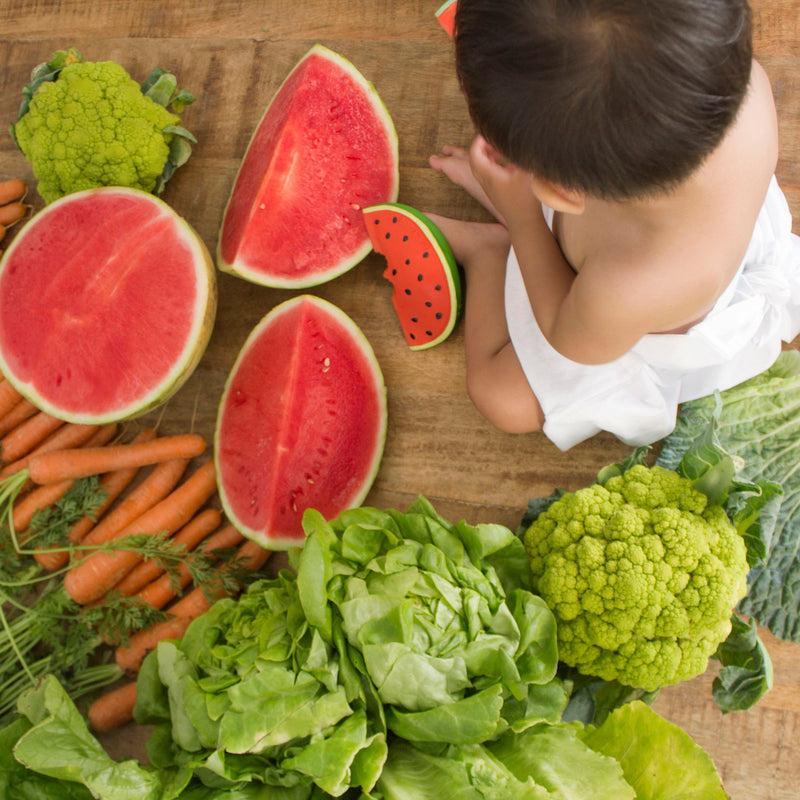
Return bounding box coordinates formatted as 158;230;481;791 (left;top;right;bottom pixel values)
2;1;800;797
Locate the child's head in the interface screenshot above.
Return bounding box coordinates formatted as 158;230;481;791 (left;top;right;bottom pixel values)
454;0;753;200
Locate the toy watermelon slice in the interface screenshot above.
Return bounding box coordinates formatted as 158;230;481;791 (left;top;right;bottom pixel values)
217;44;399;288
363;203;462;350
436;0;457;36
215;294;387;549
0;187;216;424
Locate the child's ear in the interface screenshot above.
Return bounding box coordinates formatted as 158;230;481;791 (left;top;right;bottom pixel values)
530;176;585;214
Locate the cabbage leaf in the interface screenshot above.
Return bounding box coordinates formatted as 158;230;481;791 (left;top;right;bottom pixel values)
659;349;800;640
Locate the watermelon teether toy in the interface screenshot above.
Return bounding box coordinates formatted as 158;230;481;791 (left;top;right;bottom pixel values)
364;203;462;350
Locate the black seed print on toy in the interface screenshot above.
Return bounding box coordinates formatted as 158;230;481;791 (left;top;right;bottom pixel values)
363;202;462;350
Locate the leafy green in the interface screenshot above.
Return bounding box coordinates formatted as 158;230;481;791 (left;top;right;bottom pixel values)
578;701;728;799
711;615;774;713
659;349;800;640
294;500;563;742
133;498;563;797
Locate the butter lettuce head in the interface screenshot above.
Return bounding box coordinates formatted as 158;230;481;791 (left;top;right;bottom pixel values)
293;497;564;744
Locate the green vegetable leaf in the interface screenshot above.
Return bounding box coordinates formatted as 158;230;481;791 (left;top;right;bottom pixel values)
712;615;773;713
659;350;800;640
13;675;165;800
578;701;729;799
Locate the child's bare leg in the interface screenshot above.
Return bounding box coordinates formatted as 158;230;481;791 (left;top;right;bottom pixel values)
426;213;544;434
429;146;506;224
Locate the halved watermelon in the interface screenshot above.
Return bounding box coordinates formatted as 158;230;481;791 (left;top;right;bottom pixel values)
0;187;216;423
215;295;387;549
217;44;399;288
363;203;462;350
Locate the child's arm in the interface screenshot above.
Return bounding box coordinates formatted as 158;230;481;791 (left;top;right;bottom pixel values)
469;138;657;365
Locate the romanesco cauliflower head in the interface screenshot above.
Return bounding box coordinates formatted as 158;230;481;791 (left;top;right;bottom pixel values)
523;464;748;691
14;60;180;203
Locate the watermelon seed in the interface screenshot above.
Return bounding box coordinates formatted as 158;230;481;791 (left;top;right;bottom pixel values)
435;285;442;290
410;333;416;340
405;259;410;265
392;216;398;223
425;301;432;307
411;317;418;323
385;232;391;240
373;219;380;224
423;252;429;258
405;288;412;295
417;274;424;281
403;235;409;241
392;268;397;275
436;312;443;319
426;330;433;336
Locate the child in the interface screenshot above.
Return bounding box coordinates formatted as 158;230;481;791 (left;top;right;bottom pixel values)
428;0;800;450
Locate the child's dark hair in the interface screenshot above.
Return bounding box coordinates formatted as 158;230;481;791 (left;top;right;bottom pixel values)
454;0;753;199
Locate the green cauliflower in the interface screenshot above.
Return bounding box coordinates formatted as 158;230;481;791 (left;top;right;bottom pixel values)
12;48;196;203
523;464;749;692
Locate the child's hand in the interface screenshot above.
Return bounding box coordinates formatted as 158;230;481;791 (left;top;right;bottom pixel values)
468;137;539;229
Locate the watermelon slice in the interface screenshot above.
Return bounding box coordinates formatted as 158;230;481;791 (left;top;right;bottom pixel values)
217;44;399;288
436;0;458;37
0;187;216;424
363;203;462;350
215;294;387;549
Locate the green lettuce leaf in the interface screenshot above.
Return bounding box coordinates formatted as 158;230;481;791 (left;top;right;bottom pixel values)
294;501;560;744
578;701;728;799
659;350;800;639
12;676;183;800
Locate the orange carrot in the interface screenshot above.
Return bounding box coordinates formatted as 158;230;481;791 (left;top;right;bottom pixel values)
116;586;214;673
33;429;157;571
64;459;218;605
0;411;64;464
114;507;223;596
0;398;38;438
12;479;74;533
116;539;271;674
0;201;28;228
0;380;22;419
0;179;27;205
87;681;138;733
75;457;188;556
27;433;206;484
12;425;122;538
2;422;118;477
134;523;244;609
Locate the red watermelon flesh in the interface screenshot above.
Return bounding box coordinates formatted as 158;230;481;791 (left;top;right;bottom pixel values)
215;295;387;549
217;45;399;288
363;203;462;350
0;187;216;423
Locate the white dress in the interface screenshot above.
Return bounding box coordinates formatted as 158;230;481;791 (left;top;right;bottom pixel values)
504;176;800;451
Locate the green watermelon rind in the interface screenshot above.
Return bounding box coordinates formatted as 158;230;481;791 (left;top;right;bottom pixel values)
216;43;400;289
364;202;462;350
0;187;217;424
214;294;388;550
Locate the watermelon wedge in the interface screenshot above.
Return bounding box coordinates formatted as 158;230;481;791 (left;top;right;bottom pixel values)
215;295;387;549
0;187;216;423
363;203;462;350
217;44;399;288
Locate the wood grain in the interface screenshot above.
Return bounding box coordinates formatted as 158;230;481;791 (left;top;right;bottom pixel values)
2;2;800;797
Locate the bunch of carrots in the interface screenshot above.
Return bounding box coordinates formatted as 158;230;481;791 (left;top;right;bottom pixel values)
0;377;271;733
